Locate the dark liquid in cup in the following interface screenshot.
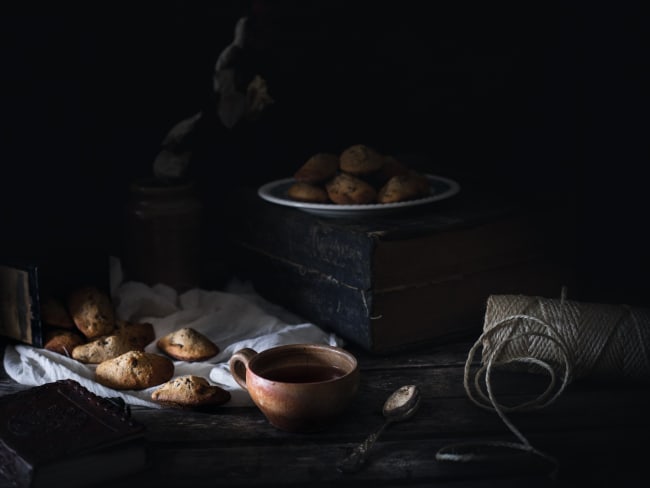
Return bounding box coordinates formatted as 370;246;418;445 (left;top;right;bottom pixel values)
264;364;347;383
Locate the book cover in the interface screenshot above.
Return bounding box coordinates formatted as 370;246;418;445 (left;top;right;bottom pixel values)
0;253;110;347
0;262;40;347
0;380;147;488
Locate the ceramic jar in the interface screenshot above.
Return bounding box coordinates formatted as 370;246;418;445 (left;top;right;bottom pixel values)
123;179;202;292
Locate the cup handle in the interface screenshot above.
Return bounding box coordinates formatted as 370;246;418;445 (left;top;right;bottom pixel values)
229;348;258;390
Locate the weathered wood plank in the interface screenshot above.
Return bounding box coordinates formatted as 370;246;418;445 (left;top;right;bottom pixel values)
89;439;553;488
127;360;650;444
2;340;649;487
90;426;648;488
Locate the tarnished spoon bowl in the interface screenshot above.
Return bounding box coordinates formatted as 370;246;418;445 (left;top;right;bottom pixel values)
338;384;421;473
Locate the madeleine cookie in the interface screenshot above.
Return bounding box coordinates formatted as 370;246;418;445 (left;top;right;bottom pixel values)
339;144;384;176
43;329;86;356
377;171;431;203
116;319;156;349
293;152;339;183
72;333;136;364
151;375;231;409
286;181;330;203
68;285;115;339
95;351;174;390
325;173;377;204
378;155;409;182
40;297;75;329
157;327;219;362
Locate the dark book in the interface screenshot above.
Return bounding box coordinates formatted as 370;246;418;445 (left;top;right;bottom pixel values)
227;187;574;353
0;380;147;488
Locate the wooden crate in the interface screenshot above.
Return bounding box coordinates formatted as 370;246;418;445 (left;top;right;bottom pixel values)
227;188;574;354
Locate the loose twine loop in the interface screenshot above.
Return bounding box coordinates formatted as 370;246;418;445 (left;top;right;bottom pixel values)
435;289;650;478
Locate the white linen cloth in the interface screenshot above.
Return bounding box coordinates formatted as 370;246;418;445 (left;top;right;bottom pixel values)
3;277;342;408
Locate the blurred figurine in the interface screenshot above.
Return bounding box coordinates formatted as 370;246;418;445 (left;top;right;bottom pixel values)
214;15;274;126
151;112;202;182
153;15;273;181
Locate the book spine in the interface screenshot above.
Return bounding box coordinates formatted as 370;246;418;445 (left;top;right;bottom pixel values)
0;263;42;347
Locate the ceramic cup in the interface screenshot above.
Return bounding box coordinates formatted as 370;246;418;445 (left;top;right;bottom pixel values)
229;343;360;433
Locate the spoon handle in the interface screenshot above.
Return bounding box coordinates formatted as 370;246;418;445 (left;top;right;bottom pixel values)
338;420;391;473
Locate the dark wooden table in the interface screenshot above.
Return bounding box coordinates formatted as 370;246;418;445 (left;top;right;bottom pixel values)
1;339;649;487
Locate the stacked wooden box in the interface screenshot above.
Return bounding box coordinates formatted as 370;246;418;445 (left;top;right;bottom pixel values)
227;188;574;354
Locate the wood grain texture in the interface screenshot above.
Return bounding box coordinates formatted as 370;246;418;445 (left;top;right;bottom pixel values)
2;338;648;487
227;189;573;353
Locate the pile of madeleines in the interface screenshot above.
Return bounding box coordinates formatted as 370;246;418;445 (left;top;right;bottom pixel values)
40;285;230;409
287;143;431;205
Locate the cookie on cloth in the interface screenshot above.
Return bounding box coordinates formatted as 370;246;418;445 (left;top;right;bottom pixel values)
95;350;174;390
151;375;231;409
157;327;219;362
43;328;85;356
115;319;156;349
40;297;75;329
67;285;115;339
72;333;137;364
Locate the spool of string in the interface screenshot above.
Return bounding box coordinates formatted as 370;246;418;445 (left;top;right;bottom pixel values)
435;290;650;477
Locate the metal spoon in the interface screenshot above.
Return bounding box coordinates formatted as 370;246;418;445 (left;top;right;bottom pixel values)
338;384;421;473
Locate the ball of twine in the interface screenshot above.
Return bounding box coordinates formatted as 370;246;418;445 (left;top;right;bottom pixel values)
480;292;650;385
436;290;650;477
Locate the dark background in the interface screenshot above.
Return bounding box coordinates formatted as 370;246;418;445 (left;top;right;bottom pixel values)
1;2;648;306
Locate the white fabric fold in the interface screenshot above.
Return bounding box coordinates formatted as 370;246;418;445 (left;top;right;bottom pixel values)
3;278;342;408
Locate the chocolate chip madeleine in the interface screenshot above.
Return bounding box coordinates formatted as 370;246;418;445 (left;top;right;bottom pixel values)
377;171;431;203
152;375;231;409
40;297;75;329
157;327;220;362
286;181;330;203
67;285;115;339
95;351;174;390
294;152;339;183
43;329;85;356
115;319;156;349
72;333;137;364
325;173;377;204
339;144;384;176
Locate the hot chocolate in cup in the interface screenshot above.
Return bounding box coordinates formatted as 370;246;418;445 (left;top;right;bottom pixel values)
229;344;360;433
